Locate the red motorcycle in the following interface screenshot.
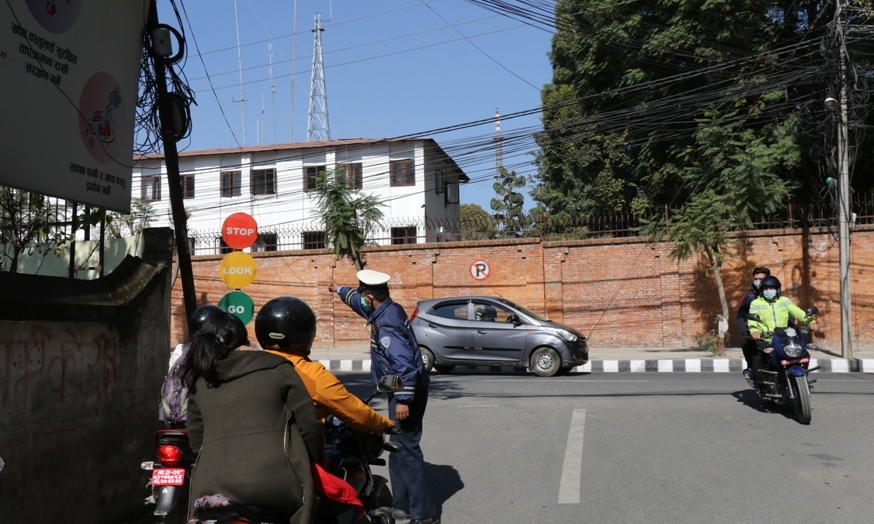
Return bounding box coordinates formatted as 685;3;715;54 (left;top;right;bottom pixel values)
140;429;194;523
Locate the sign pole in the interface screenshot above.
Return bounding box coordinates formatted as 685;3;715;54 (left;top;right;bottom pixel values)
147;0;197;324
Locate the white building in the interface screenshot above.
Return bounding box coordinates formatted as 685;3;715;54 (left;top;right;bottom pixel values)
132;138;469;255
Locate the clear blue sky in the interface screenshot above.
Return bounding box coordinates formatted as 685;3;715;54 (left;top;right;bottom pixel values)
153;0;554;211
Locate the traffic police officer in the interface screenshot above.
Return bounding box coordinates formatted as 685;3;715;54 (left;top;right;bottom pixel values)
328;269;440;524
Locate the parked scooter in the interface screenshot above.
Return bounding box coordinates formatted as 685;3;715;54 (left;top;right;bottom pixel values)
140;429;194;523
746;307;820;424
185;374;407;524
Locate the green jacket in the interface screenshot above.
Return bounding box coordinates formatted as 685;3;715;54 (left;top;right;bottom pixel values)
748;296;812;339
187;350;324;523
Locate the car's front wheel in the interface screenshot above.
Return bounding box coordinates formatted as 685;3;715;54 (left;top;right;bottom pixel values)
530;347;561;377
420;347;435;373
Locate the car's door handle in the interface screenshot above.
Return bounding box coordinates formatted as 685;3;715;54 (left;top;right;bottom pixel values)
476;330;487;334
429;323;438;328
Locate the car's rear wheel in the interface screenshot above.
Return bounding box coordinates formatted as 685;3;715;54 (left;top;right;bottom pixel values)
434;364;455;374
420;347;435;373
530;347;561;377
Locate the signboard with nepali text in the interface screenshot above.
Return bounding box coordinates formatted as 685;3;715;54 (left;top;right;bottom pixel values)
0;1;150;213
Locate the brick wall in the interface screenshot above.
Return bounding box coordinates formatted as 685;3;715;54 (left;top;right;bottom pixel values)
172;225;874;352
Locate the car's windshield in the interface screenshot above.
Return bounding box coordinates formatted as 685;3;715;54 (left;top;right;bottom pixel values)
500;299;549;322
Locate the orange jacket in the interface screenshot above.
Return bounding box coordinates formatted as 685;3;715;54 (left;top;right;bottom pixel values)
266;350;394;432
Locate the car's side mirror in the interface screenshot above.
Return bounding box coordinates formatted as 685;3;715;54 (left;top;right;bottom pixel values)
376;374;403;393
746;313;761;322
507;314;522;326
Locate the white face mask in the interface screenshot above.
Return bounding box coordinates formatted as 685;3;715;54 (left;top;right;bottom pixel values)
753;279;762;289
763;289;777;300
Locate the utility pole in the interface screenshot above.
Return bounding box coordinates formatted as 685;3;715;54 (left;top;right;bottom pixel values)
147;0;197;323
233;0;247;145
833;0;853;359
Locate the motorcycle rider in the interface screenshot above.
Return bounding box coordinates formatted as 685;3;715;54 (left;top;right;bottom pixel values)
160;304;227;427
747;276;815;385
736;267;770;385
255;296;395;434
255;296;395;523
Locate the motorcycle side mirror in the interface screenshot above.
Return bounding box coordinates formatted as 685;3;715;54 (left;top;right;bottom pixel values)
376;374;403;393
746;313;761;322
806;306;818;316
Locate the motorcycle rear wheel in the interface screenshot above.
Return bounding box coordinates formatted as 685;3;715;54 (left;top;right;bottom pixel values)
792;375;812;424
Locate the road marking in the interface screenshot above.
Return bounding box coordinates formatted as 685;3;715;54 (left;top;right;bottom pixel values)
558;409;586;504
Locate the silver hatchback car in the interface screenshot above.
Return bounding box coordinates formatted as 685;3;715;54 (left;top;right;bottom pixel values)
410;296;589;377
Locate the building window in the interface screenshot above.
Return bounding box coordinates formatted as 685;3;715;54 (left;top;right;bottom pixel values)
445;179;459;204
251;168;276;195
390;159;415;187
302;231;326;250
435;169;444;194
181;175;195;199
338;163;363;189
216;237;233;255
305;165;324;192
253;233;278;252
391;226;417;245
142;176;161;201
221;171;242;197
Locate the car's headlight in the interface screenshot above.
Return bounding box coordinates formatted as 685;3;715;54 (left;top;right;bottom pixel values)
555;329;578;342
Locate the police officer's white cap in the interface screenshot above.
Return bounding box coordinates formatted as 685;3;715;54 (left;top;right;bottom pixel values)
357;269;391;286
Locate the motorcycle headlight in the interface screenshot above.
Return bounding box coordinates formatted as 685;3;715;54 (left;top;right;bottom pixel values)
784;343;803;358
555;329;578;342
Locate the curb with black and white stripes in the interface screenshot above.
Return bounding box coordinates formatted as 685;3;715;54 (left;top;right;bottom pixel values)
318;358;874;374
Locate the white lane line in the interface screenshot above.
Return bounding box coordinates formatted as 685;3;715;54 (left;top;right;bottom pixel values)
558;409;586;504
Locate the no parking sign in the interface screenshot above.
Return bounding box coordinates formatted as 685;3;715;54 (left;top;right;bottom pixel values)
470;260;490;280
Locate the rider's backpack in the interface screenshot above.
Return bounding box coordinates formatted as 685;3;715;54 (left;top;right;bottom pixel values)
159;345;189;427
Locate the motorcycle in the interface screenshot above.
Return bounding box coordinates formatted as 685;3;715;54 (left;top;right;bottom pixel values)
746;307;820;424
186;374;407;524
140;429;194;523
323;374;407;524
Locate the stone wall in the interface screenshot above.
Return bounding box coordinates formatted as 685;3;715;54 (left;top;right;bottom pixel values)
0;230;173;523
172;225;874;352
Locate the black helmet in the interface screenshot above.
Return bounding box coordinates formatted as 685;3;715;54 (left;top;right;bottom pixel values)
188;305;226;335
760;275;782;299
255;297;317;354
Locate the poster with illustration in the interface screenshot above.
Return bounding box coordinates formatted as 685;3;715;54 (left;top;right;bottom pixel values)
0;0;150;213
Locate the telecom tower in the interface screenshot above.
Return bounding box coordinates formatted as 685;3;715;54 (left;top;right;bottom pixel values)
494;108;504;171
307;13;330;142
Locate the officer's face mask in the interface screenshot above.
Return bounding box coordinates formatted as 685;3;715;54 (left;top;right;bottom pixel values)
360;295;372;312
752;279;762;289
762;289;777;300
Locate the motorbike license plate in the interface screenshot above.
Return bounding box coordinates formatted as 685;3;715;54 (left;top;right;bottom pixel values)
151;468;185;486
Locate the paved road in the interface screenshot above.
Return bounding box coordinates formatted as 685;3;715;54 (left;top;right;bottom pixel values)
343;371;874;523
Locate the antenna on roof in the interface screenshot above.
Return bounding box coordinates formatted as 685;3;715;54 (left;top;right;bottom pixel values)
494;108;503;172
307;12;330;142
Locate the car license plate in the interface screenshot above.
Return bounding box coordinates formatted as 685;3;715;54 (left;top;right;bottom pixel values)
151;468;185;486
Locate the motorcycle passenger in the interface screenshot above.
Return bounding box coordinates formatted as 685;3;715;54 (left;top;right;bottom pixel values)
747;276;815;385
736;267;770;385
182;311;324;524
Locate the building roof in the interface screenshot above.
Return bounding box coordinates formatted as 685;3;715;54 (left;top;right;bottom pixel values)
135;137;469;182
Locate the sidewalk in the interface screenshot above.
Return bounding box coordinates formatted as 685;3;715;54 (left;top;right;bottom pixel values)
308;345;874;374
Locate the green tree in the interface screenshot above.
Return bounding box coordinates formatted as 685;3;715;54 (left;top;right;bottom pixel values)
536;0;848;346
0;187;70;273
490;167;527;236
78;198;157;240
459;203;497;241
311;167;384;271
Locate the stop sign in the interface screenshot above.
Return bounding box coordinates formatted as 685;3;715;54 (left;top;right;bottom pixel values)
222;212;258;249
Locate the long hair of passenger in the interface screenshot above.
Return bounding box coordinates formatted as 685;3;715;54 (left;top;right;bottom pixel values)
181;312;250;393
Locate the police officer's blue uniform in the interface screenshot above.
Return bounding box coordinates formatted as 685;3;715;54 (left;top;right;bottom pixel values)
336;285;438;522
